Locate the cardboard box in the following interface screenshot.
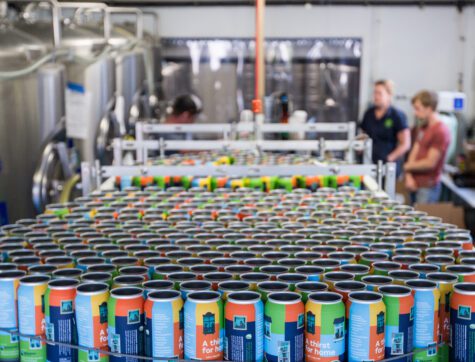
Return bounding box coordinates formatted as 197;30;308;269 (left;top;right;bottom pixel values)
414;202;466;228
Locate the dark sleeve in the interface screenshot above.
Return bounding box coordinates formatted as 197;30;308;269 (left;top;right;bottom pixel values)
393;109;409;133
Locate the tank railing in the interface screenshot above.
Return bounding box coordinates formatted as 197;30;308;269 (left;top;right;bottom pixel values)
57;2;108;42
0;327;448;362
105;6;144;41
7;0;61;47
143;10;159;39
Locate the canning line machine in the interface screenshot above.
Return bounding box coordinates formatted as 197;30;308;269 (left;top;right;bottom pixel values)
80;121;397;200
0;0;162;223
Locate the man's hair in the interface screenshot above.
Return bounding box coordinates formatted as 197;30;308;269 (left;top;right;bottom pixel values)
374;79;394;96
411;90;438;111
171;94;202;116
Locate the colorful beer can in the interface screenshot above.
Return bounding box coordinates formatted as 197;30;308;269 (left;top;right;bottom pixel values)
75;283;109;362
379;285;414;362
305;292;345;361
294;266;325;282
224;291;264;362
450;282;475;362
348;291;385;362
405;279;440;362
180;281;212;299
184;291;224;360
264;292;304;362
144;290;184;359
339;264;370;282
18;275;50;362
0;270;25;362
217;281;250;300
361;275;393;292
427;272;458;361
257;282;289;302
44;278;79;362
445;265;475;282
107;287;144;362
294;282;328;303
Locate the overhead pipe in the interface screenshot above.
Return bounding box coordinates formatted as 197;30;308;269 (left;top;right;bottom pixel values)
252;0;265;116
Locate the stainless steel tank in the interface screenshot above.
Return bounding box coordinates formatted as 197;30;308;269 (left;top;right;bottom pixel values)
0;9;50;222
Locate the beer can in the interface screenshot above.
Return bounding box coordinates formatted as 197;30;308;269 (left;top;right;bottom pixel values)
361;275;393;292
305;292;345;361
294;282;328;303
224;291;264;362
184;291;224;360
112;275;145;289
217;281;250;300
294;266;325;282
144;290;184;359
405;279;440;362
180;281;212;299
28;264;57;276
348;291;386;362
44;278;79;362
52;268;83;280
426;272;458;361
107;287;144;362
388;270;420;286
450;282;475;362
75;282;109;362
257;282;289;302
323;272;354;291
0;270;25;361
142;280;174;298
339;264;370;281
445;265;475;282
372;261;402;276
379;285;414;362
264;292;304;362
18;275;50;362
239;273;271;291
81;272;113;287
276;273;307;291
333;281;366;303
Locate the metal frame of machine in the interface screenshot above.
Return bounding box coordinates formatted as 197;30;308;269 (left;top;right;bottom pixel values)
111;121;373;164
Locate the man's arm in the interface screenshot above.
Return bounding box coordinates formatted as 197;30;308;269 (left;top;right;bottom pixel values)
404;147;442;172
387;129;411;162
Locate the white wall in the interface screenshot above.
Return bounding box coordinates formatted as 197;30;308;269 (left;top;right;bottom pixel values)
148;5;475;124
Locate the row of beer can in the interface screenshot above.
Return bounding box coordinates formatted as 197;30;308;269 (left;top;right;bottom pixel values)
1;267;474;362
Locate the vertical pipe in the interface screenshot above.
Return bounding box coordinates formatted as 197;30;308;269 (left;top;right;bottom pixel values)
255;0;265;103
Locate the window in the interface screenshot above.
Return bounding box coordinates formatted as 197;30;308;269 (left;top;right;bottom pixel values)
307;311;315;334
203;312;215;335
377;312;385;334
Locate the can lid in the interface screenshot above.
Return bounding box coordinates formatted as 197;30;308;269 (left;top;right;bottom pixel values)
267;292;302;305
148;290;181;302
426;272;458;284
110;287;144;299
19;274;50;285
180;280;212;291
257;281;289;292
405;279;438;290
333;281;366;292
379;285;412;297
218;281;250;291
142;280;174;290
348;291;383;304
187;291;221;303
295;281;328;293
308;292;342;304
227;291;261;304
453;282;475;295
0;270;26;280
76;282;109;295
48;278;80;289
